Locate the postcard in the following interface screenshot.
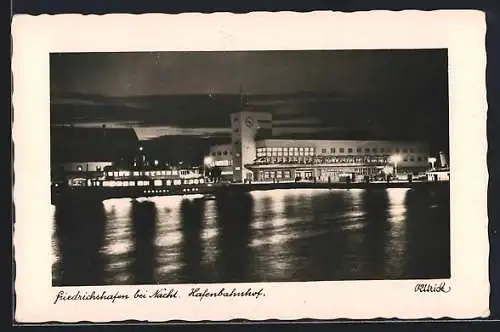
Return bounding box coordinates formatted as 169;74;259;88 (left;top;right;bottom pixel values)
12;10;489;322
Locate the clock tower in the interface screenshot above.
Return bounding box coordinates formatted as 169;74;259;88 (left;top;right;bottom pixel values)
230;111;272;183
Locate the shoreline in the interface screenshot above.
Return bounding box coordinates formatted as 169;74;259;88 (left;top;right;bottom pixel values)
51;180;449;204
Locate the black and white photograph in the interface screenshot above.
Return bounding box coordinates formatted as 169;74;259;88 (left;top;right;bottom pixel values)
13;11;488;322
49;49;451;286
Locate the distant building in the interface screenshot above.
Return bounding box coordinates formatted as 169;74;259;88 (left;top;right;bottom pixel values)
51;126;139;176
208;111;431;183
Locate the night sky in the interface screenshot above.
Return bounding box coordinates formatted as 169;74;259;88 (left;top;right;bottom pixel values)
50;50;449;161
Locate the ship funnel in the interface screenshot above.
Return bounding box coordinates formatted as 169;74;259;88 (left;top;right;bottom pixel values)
439;151;448;168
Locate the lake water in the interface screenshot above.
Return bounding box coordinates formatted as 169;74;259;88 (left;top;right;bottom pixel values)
51;186;450;286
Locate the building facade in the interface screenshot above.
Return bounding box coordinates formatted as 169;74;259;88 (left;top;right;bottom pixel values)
250;139;429;182
207;143;233;180
208;111;430;183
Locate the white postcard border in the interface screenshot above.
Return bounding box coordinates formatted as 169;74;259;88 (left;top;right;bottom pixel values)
12;10;489;322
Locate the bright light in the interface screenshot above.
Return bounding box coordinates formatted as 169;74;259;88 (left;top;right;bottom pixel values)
139;146;143;151
203;156;214;166
383;165;393;175
154;159;159;166
389;154;402;164
428;157;437;170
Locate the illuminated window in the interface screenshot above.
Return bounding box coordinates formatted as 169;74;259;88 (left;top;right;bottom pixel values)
107;171;113;176
173;179;181;185
166;180;172;185
172;170;178;175
133;171;140;176
154;180;162;186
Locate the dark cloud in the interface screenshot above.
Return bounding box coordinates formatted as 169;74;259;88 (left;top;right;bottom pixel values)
50;49;449;153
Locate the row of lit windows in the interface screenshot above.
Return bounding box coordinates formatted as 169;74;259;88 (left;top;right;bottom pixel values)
255;155;426;164
214;160;232;167
255;146;424;155
99;178;205;187
259;170;293;179
257;151;314;157
256;156;387;164
320;146;423;154
257;147;315;153
106;170;200;177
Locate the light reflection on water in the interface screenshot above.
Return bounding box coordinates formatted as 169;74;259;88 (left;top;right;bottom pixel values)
51;186;450;286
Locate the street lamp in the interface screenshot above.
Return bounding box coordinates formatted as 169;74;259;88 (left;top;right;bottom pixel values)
389;154;402;178
428;157;437;170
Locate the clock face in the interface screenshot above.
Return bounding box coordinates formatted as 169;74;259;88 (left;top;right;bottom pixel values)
245;116;254;128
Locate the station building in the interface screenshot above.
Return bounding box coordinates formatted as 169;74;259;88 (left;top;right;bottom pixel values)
207;111;430;183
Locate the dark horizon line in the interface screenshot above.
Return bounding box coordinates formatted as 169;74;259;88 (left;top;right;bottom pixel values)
50;90;349;100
